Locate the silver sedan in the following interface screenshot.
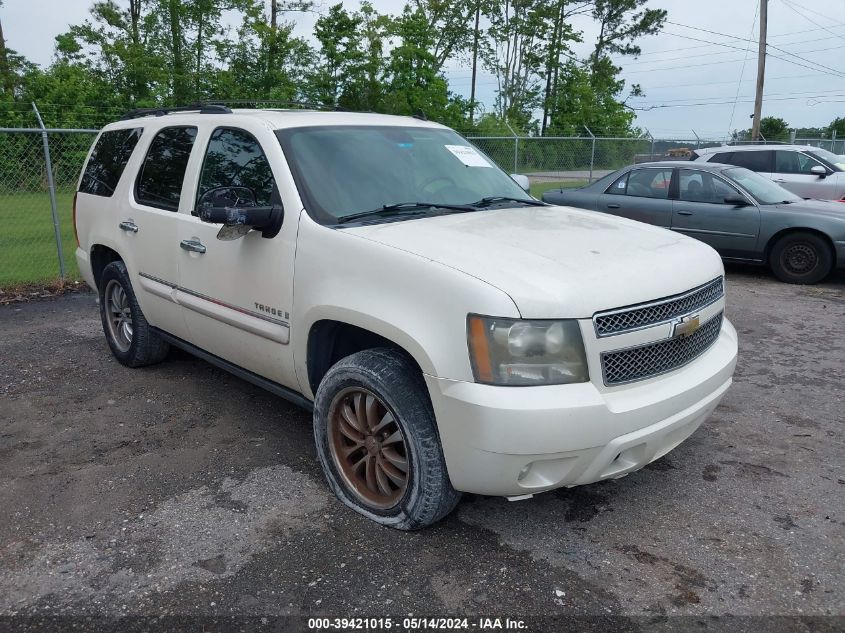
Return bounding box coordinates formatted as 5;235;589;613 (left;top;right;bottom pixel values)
542;161;845;284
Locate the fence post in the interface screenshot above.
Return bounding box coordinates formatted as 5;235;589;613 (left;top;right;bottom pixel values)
584;126;595;183
32;102;66;279
645;129;655;161
504;120;518;173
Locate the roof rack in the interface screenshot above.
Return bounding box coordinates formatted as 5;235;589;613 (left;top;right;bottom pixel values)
725;140;788;146
220;100;349;112
121;102;233;120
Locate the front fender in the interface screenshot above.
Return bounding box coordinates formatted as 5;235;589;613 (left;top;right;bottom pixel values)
291;216;520;399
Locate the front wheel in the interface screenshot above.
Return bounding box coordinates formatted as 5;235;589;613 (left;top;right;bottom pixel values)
313;348;460;530
769;232;833;284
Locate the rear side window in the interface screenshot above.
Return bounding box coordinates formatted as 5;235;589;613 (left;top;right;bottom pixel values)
723;150;772;173
135;126;198;211
625;168;672;199
80;128;142;197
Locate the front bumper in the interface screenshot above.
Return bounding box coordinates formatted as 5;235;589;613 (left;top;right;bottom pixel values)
425;318;738;496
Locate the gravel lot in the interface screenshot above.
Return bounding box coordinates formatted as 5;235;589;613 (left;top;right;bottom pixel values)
1;266;843;630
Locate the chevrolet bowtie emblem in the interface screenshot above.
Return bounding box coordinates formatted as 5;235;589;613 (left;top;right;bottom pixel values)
673;315;700;338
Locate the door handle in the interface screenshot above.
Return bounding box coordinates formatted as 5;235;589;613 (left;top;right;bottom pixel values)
677;210;693;216
180;239;206;254
774;179;787;183
606;203;621;209
118;220;139;233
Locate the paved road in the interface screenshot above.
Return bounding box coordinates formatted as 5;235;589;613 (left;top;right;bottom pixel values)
1;267;843;628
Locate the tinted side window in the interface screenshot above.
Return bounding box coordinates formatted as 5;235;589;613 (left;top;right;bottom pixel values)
625;169;672;199
197;128;275;212
136;126;198;211
724;150;772;172
80;128;142;197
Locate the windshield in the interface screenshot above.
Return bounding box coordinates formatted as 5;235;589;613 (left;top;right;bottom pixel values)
807;147;845;171
724;167;802;204
276;125;534;223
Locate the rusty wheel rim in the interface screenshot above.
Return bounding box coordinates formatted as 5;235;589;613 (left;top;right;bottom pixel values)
327;387;409;510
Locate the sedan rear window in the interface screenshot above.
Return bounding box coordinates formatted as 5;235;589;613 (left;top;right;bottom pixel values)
80;128;142;197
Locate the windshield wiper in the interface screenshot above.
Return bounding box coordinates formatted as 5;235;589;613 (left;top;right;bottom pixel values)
336;202;476;224
468;196;546;208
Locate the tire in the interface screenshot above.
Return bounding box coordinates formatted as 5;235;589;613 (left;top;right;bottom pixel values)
99;260;170;367
769;231;833;284
313;348;460;530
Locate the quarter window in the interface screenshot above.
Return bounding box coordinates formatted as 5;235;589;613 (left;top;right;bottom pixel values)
196;128;276;212
80;128;142;197
606;172;629;195
135;126;198;211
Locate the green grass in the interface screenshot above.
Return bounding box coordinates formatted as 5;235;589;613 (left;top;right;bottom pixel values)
0;180;587;288
530;179;587;198
0;191;79;287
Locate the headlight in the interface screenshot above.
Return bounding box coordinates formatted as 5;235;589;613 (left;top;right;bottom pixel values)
467;315;589;386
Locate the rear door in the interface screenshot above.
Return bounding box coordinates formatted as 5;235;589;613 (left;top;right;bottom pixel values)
597;167;674;227
124;125;199;340
671;168;761;259
176;124;298;387
772;150;831;198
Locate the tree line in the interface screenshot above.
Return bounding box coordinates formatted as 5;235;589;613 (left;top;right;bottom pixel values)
0;0;666;134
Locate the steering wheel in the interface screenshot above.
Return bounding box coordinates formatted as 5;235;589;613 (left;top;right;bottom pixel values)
419;175;457;194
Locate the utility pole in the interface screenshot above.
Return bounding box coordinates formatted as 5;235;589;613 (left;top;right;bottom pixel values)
469;2;480;125
751;0;768;141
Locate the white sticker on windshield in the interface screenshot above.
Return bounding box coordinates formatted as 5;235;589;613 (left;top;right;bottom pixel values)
445;144;492;167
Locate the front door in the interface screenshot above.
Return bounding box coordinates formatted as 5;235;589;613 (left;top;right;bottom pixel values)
772;150;830;199
671;168;761;260
176;125;298;387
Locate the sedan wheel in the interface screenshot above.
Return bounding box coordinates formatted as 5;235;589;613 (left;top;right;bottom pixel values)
770;232;833;285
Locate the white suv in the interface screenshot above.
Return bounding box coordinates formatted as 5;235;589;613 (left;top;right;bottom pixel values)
693;144;845;200
74;105;738;529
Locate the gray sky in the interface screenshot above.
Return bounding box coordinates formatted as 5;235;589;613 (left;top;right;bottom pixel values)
2;0;844;138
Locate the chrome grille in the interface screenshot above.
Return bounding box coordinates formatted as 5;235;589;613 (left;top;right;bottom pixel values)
601;312;723;386
593;277;724;337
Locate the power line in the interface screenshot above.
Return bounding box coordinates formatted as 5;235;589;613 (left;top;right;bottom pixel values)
658;28;845;80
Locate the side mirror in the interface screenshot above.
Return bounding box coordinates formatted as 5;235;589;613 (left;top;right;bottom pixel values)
810;165;827;178
510;174;530;192
723;195;750;207
196;186;283;240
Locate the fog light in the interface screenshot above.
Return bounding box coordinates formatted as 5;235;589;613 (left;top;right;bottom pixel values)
517;465;531;481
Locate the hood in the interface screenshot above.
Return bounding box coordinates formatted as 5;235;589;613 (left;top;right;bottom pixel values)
348;205;724;318
776;198;845;217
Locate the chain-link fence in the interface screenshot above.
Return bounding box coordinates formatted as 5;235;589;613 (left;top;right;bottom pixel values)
0;122;841;288
0;127;98;287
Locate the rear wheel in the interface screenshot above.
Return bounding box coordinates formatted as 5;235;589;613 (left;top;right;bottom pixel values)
769;232;833;285
313;348;460;530
99;260;169;367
